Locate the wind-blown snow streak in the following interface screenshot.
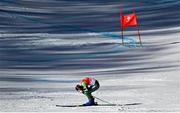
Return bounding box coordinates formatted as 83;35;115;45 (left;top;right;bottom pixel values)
0;0;180;33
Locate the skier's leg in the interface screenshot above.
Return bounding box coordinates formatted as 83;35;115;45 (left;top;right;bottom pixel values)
83;92;96;106
90;80;100;93
83;80;99;106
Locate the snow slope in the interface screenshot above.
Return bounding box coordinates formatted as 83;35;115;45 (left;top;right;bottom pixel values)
0;28;180;112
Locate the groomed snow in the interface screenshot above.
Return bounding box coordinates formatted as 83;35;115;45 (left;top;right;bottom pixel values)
0;28;180;112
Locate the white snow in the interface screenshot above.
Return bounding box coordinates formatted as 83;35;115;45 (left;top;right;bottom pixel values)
0;27;180;112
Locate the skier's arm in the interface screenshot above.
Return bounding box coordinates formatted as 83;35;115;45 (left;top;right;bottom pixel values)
81;82;89;94
81;82;87;89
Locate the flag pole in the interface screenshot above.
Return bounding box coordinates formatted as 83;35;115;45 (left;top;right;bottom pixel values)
120;2;124;45
121;21;124;45
133;3;142;47
136;25;142;47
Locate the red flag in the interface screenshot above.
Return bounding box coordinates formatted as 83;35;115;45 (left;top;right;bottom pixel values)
121;13;138;28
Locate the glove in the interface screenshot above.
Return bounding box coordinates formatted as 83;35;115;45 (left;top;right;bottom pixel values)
75;84;83;93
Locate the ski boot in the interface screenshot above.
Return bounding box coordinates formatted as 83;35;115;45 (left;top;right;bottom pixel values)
83;98;97;106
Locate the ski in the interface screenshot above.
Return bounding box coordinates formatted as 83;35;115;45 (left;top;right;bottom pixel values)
56;103;141;107
56;104;116;107
56;104;84;107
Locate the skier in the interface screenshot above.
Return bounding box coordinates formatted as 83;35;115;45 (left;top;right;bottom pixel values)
75;77;100;106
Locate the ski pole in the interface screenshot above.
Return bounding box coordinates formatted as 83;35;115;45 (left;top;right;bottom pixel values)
94;96;113;105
